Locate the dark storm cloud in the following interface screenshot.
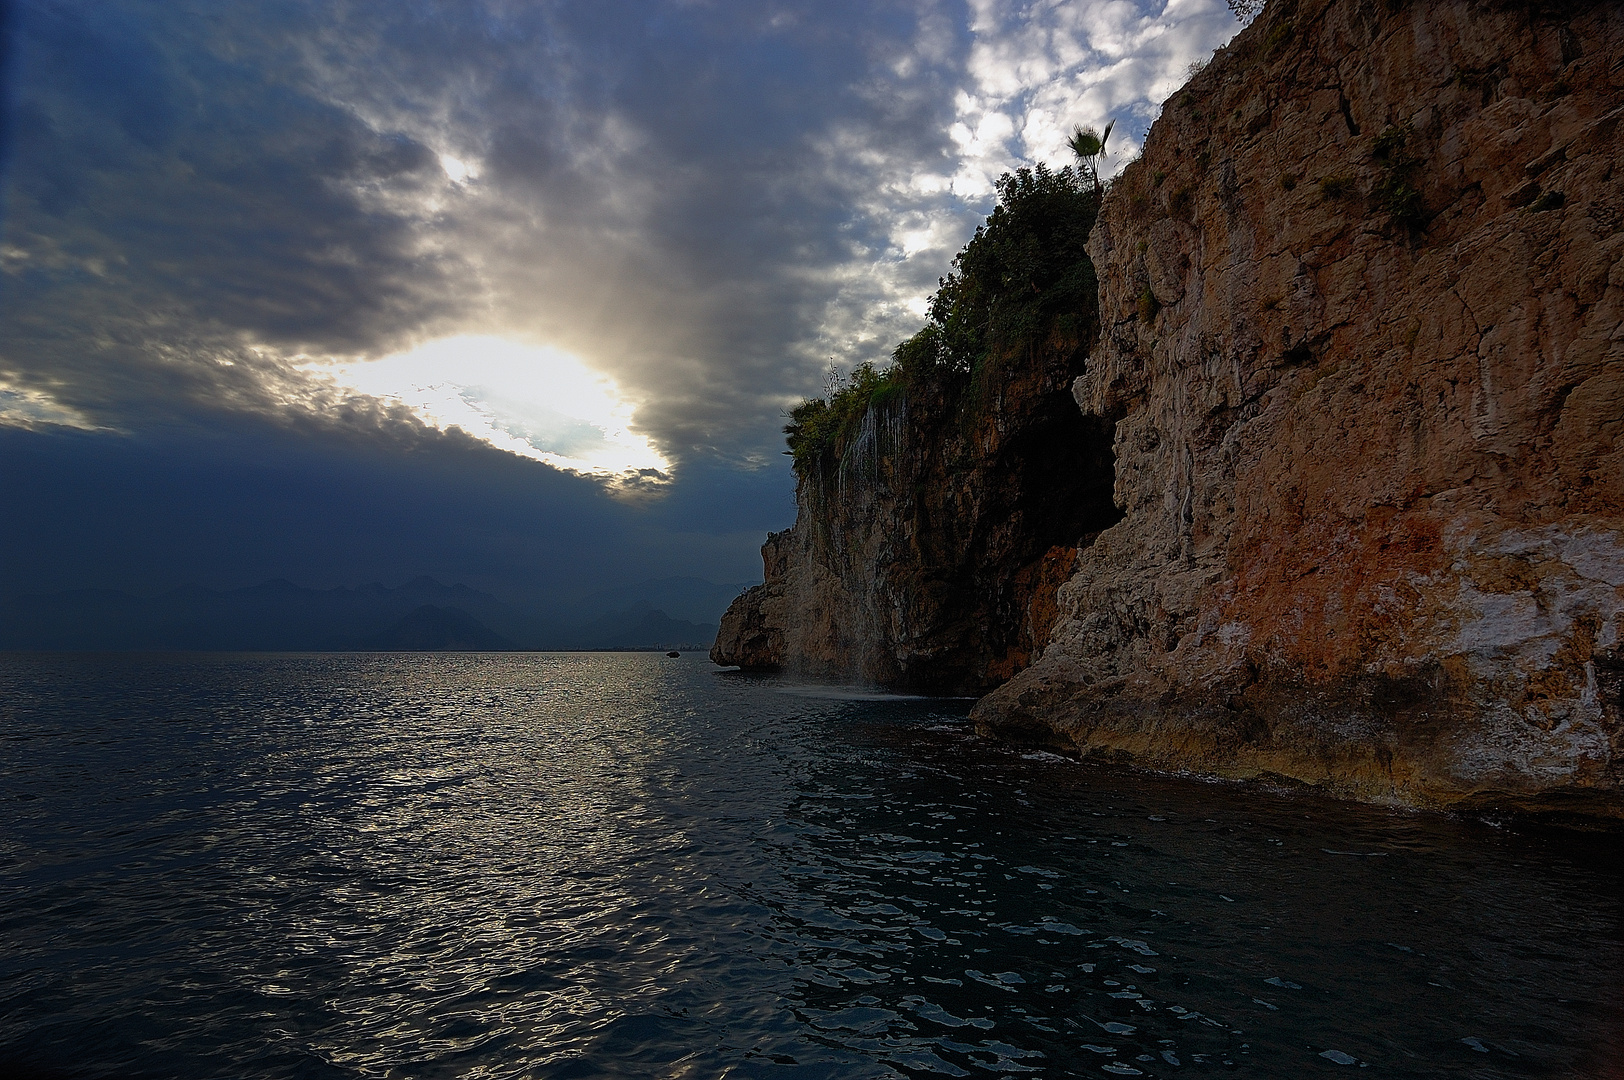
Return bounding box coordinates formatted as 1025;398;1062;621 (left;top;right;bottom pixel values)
0;0;1237;606
3;0;1237;458
1;0;976;459
0;419;787;602
1;2;471;425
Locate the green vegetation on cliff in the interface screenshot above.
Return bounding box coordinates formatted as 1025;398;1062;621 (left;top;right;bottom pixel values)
784;160;1102;475
781;361;900;476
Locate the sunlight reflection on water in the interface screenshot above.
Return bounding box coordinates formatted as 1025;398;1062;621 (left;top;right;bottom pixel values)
0;652;1620;1079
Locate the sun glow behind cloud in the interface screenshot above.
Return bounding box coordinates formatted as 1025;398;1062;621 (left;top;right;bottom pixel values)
0;378;105;432
3;0;1244;482
310;336;671;485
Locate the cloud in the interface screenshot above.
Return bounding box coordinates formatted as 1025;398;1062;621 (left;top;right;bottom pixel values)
0;420;784;604
308;335;673;489
3;0;1239;473
0;376;104;431
0;0;1244;608
952;0;1239;192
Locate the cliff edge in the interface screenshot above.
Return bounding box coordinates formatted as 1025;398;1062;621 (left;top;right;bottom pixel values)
713;166;1123;693
711;330;1121;693
972;0;1624;814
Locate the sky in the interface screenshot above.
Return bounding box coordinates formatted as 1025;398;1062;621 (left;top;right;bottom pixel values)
0;0;1240;609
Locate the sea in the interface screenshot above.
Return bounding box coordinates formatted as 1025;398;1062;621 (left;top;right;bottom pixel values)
1;652;1620;1079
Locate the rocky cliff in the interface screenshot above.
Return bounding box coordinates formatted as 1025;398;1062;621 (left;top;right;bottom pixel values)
712;332;1122;693
714;161;1127;693
972;0;1624;815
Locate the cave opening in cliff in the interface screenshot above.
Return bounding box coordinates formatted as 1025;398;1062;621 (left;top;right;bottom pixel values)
1011;399;1124;557
915;387;1125;696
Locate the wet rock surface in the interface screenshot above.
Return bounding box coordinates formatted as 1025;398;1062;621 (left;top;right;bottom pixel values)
973;0;1624;814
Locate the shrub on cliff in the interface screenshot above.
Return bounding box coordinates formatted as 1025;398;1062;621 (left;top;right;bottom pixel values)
1371;124;1424;229
786;162;1100;476
897;163;1100;381
783;362;899;473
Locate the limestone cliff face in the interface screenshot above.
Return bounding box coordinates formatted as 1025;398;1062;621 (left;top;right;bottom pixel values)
712;340;1122;694
973;0;1624;814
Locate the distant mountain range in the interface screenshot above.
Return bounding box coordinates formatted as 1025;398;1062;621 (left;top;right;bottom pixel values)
0;576;754;651
366;605;516;651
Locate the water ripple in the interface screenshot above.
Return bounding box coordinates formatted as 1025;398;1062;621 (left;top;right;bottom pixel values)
0;653;1620;1078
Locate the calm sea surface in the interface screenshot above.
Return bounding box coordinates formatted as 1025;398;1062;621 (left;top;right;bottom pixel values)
1;652;1620;1079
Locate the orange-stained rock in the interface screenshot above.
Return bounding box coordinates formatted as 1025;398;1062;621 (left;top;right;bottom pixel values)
972;0;1624;815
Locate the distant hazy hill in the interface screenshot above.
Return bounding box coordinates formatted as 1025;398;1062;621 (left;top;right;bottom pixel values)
564;577;753;628
573;603;719;651
0;577;533;651
366;606;514;650
0;575;752;651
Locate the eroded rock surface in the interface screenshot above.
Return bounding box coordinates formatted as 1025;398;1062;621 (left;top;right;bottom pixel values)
711;345;1121;694
973;0;1624;814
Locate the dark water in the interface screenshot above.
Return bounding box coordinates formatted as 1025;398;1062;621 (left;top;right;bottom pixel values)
1;653;1620;1079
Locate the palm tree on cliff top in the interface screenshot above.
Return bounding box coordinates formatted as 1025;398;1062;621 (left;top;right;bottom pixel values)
1068;120;1113;194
